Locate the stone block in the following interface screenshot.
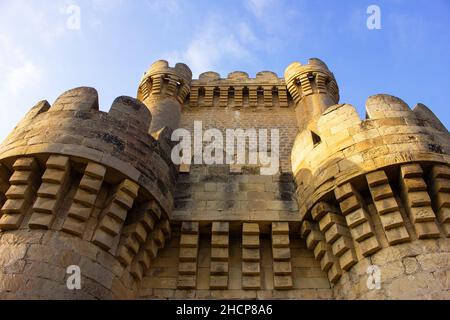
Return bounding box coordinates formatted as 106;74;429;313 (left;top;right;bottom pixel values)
209;275;228;289
179;247;198;262
324;224;350;244
243;223;260;235
306;230;324;250
334;183;353;201
345;208;368;228
210;261;228;274
403;178;427;191
212;222;229;234
409;207;436;223
318;213;346;232
407;191;431;207
180;234;199;248
177;275;196;289
74;189;97;207
384;227;411;245
181;221;199;234
272;222;290;234
242;261;260;276
331;236;354;257
273;275;293;290
374;197;399;215
358;236;381;256
272;234;290;248
311;202;337;221
79;175;103;193
242;234;259;248
400;163;423;178
320;251;335;272
350;221;374;242
370;183;394;200
366;170;389;187
415;221;441;239
85;162;107;179
242;276;261;289
211;247;229;261
379;210;405;229
339;249;358;271
179;262;197;275
272;247;291;261
211;234;228;248
37;182;60;198
273;261;292;275
242;248;260;261
313;241;330;260
42;169;66;184
46;155;69;170
339;195;361;215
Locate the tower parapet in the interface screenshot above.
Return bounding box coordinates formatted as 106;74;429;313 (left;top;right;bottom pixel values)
0;87;177;299
285;58;339;132
0;57;449;300
137;60;192;133
187;70;290;108
290;88;450;298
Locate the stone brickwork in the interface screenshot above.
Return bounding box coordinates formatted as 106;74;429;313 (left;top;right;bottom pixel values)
288;59;450;299
0;86;177;299
0;58;448;300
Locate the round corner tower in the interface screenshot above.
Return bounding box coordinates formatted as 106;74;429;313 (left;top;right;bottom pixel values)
0;81;180;298
286;58;450;299
137;60;192;133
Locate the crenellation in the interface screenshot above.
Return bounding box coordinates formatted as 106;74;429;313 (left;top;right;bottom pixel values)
0;57;448;300
29;155;71;230
0;157;40;230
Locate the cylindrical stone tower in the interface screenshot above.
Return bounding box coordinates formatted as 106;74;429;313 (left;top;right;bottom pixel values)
284;58;339;133
286;58;450;299
137;60;192;133
0;87;178;299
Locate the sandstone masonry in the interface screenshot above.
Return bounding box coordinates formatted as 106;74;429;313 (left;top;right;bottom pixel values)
0;58;448;300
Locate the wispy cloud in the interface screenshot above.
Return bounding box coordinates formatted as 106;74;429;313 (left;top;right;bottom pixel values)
0;35;44;139
0;0;65;140
164;14;254;77
0;36;43;97
146;0;181;15
245;0;273;18
91;0;125;12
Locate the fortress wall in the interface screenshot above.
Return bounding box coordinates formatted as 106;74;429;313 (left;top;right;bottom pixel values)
1;58;449;300
286;59;450;299
0;88;175;299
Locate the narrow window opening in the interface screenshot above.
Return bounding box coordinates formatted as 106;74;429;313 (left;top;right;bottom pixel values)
311;131;322;146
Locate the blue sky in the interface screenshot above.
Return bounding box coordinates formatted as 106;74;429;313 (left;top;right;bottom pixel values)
1;0;449;141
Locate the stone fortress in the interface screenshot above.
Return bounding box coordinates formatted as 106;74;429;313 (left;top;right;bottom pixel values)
0;58;448;300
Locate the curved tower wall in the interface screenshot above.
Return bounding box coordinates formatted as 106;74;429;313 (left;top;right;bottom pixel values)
286;60;450;299
0;87;177;299
0;57;448;300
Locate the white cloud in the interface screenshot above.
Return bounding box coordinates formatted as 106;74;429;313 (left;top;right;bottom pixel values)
164;15;253;77
91;0;125;12
0;35;44;140
0;1;65;141
239;22;257;44
146;0;181;15
245;0;274;18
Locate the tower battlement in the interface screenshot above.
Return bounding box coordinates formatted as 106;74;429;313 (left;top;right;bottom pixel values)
284;58;339;105
290;92;450;291
0;87;178;299
138;60;192;133
188;70;290;108
0;58;449;300
138;60;192;105
292;95;450;215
